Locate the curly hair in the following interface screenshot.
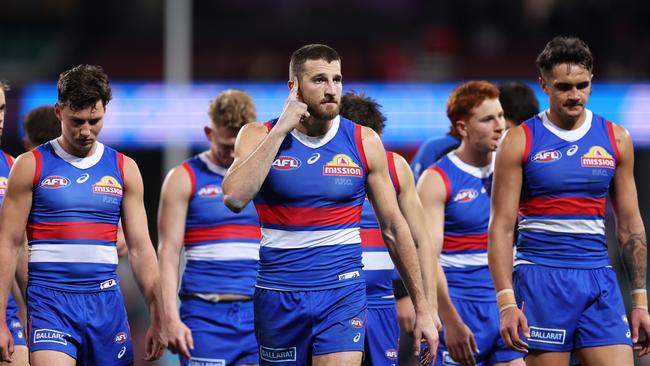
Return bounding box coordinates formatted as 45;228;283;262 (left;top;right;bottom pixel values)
340;92;386;135
447;80;500;136
57;64;112;111
208;89;256;130
536;36;593;77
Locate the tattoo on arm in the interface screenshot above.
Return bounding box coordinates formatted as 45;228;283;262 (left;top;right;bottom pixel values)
621;232;648;289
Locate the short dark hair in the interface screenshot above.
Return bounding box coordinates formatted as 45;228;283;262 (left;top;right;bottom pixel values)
536;36;593;77
340;92;386;135
24;105;62;146
498;82;540;125
289;44;340;80
57;64;112;111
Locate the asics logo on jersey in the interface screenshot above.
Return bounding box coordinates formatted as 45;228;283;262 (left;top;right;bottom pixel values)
114;332;127;343
385;348;398;360
566;145;579;156
531;149;562;163
272;156;301;170
198;184;221;197
323;154;362;177
307;153;321;164
581;146;615;168
92;176;123;196
454;189;479;203
76;173;90;183
40;176;70;189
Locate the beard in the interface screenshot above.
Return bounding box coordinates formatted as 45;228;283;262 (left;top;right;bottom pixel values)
307;98;340;120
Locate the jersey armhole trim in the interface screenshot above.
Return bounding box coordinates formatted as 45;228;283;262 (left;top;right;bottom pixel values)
521;124;532;165
431;166;451;203
32;150;42;188
606;120;621;162
355;124;369;172
181;161;196;196
386;151;401;195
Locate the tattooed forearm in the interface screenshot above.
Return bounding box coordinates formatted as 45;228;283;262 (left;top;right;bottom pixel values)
620;232;648;289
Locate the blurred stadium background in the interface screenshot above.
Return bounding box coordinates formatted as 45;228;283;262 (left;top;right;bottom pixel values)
2;0;650;364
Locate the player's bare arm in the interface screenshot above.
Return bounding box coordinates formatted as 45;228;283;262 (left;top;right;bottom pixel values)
418;167;478;366
223;79;308;212
362;126;438;359
0;153;35;362
393;154;439;318
157;166;194;358
120;155;167;361
609;124;650;356
487;126;529;352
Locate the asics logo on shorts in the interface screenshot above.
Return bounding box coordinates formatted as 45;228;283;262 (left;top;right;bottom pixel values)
117;346;127;359
353;332;361;343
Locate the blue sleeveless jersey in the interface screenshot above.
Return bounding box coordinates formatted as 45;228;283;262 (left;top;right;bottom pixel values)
0;151;19;317
517;110;618;268
254;116;367;290
431;152;495;301
28;141;123;292
360;151;400;308
180;152;260;296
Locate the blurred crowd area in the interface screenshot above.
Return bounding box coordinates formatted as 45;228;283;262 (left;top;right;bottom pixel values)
1;0;650;85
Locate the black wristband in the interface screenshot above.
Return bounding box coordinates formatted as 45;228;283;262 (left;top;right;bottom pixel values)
392;279;408;299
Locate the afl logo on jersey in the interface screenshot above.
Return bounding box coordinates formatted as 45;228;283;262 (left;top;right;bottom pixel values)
197;184;221;197
41;176;70;189
272;156;301;171
454;189;479;203
92;176;123;196
532;149;562;163
581;146;615;169
0;177;7;196
323;154;362;177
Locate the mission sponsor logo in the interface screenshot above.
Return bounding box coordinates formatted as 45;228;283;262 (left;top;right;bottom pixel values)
531;149;562;163
260;346;297;362
323;154;362;177
528;326;566;345
198;184;221;197
92;176;123;196
272;156;301;171
453;188;479;203
41;175;70;189
0;176;7;197
581;146;615;169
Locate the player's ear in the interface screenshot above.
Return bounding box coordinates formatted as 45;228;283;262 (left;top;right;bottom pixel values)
538;76;549;96
54;103;63;121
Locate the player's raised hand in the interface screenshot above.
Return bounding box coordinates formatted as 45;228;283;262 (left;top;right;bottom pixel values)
165;319;194;359
499;306;529;353
412;309;439;364
0;324;14;363
274;77;309;135
631;308;650;356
